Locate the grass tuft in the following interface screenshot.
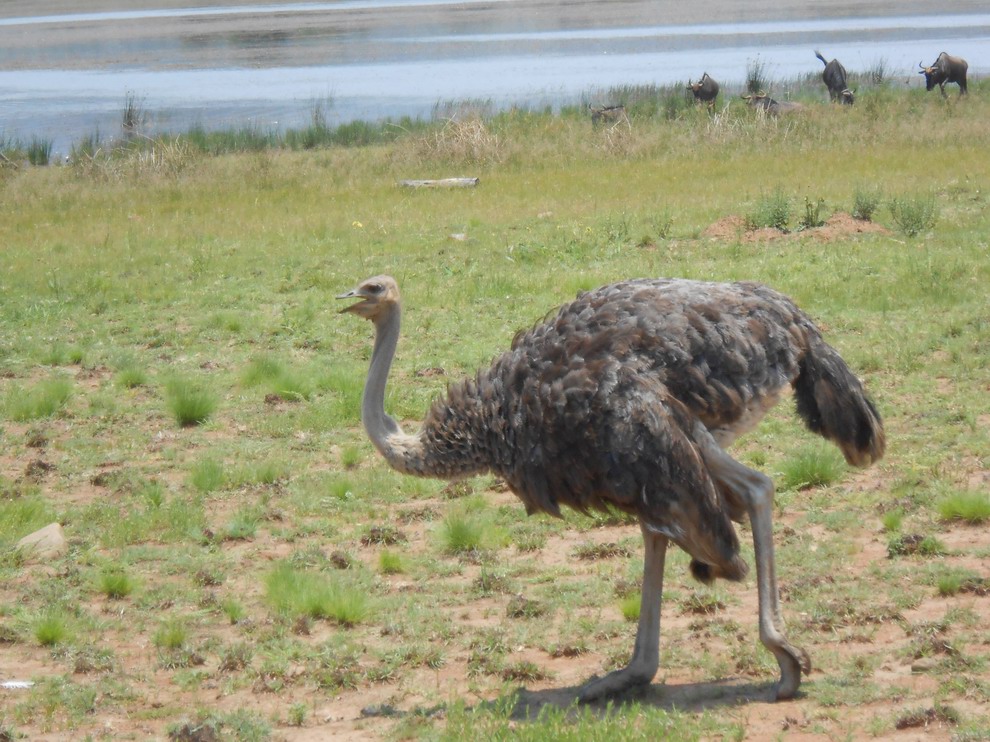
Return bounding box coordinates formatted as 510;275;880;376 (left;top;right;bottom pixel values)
936;490;990;524
780;445;845;490
165;377;217;426
3;376;73;421
264;563;368;626
98;568;135;599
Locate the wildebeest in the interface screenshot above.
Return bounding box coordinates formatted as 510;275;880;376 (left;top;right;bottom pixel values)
589;104;629;127
919;52;968;96
687;72;720;106
742;93;804;116
814;50;854;105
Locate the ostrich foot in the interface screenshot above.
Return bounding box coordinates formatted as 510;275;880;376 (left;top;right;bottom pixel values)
772;641;811;700
577;662;656;703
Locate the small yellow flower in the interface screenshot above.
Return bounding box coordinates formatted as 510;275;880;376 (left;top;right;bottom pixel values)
352;220;364;229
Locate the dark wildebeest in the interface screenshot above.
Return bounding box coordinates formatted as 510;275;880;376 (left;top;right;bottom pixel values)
919;52;968;97
588;104;628;127
814;50;854;105
687;72;720;107
742;93;804;116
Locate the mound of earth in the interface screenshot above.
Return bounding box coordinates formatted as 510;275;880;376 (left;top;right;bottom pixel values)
702;212;890;242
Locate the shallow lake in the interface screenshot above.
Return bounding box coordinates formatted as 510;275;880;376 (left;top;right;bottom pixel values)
1;0;988;155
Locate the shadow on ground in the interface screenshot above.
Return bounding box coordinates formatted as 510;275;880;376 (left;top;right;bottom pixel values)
503;677;780;720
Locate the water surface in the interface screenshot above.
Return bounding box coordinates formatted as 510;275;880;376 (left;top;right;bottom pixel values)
1;1;987;155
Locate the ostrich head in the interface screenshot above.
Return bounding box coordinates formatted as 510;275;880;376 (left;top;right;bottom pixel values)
337;275;400;321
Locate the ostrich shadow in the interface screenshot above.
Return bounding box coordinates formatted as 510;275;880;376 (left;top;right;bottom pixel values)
492;676;786;721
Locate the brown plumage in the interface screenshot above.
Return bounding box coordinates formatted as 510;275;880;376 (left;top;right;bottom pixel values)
339;275;884;701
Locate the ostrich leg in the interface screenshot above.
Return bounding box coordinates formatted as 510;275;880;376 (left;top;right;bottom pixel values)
578;523;668;702
700;443;811;699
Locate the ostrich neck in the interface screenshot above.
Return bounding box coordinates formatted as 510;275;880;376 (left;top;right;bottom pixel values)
363;304;407;453
363;303;489;480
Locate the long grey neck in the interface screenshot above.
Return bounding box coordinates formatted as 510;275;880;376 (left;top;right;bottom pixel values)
363;304;406;454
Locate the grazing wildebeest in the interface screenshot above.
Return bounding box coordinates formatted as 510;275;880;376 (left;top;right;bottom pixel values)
742;93;804;116
589;104;628;127
687;73;720;107
814;50;854;105
919;52;968;96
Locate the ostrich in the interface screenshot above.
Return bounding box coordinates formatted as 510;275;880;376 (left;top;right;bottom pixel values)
338;275;885;701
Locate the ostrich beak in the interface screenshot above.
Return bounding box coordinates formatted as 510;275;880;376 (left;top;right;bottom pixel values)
336;288;366;314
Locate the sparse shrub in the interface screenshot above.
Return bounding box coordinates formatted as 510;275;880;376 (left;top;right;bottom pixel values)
650;209;675;240
889;192;939;236
887;533;947;558
506;594;548;619
361;524;406;546
416;117;503;165
936;489;990;524
852;185;883;221
501;660;550;682
166;377;217;427
745;187;791;231
287;702;308;727
218;642;253;673
798;196;826;230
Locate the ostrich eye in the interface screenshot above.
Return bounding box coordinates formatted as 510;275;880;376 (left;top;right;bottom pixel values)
367;283;384;295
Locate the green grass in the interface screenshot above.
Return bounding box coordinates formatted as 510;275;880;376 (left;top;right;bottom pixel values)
779;445;846;490
936;490;990;524
264;563;369;625
439;512;486;555
165;377;217;427
2;376;73;421
1;81;989;739
889;190;939;236
34;611;72;646
97;568;135;599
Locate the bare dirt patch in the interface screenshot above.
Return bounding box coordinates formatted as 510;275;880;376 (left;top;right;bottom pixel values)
703;212;891;243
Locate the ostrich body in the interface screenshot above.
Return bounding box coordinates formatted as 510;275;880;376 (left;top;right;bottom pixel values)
339;275;885;701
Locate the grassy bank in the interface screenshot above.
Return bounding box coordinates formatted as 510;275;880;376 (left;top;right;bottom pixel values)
1;83;989;740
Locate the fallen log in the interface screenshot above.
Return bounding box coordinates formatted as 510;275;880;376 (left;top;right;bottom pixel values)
398;177;479;189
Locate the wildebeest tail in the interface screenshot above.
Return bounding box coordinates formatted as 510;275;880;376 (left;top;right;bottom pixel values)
815;50;827;66
793;336;885;467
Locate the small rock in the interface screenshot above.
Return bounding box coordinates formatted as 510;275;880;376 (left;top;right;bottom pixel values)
15;523;68;562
